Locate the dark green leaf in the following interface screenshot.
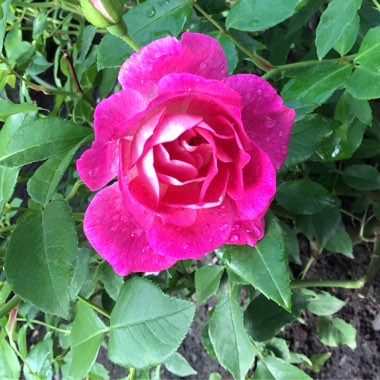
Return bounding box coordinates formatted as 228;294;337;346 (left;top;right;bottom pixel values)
226;0;301;32
333;14;360;56
109;277;195;368
277;180;339;215
5;200;77;318
342;164;380;190
279;222;301;265
0;165;19;214
324;224;353;258
23;338;53;380
99;262;124;301
195;265;224;304
245;292;307;342
315;0;362;59
347;94;372;125
306;291;346;316
218;216;291;310
70;303;107;379
209;287;255;380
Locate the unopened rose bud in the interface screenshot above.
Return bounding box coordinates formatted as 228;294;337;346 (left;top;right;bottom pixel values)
80;0;124;28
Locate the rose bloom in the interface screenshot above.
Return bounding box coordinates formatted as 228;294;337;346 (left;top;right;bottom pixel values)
77;33;295;275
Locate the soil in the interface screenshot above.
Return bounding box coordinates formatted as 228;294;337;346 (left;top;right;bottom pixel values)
100;241;380;380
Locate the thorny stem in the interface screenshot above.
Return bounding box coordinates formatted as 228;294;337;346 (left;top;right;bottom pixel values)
17;318;71;334
365;231;380;284
291;278;365;289
0;295;21;319
191;1;273;71
62;50;83;95
77;295;111;319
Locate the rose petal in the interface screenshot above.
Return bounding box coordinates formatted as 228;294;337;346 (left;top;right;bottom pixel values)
225;74;295;170
118;33;228;99
227;218;265;246
84;183;177;275
76;140;118;191
233;142;276;220
146;199;234;259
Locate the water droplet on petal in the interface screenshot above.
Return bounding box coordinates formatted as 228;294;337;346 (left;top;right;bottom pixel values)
208;237;214;243
220;64;226;71
187;87;192;91
111;226;118;231
282;145;287;154
199;62;207;70
257;88;263;96
230;234;239;243
168;242;174;248
279;131;283;137
246;92;252;100
220;223;228;232
140;78;144;84
265;116;276;129
265;136;271;143
183;243;189;250
88;168;98;177
232;224;240;231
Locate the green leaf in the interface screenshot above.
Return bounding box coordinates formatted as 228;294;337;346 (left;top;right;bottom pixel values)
0;337;20;380
97;0;192;69
0;165;19;214
341;164;380;190
27;137;89;206
285;114;332;167
324;224;354;258
98;262;124;301
295;209;341;249
264;338;290;362
279;222;301;265
281;62;352;112
209;287;255;380
347;26;380;99
23;338;53;380
164;352;197;377
108;277;195;368
308;352;332;373
69;248;91;301
5;200;77;318
333;14;360;56
0;99;39;121
70;303;107;379
195;265;224;304
277;180;339;215
254;356;311;380
0;0;12;52
347;94;372;125
306;291;346;316
244;293;307;342
317;317;356;348
208;31;238;74
217;216;291;311
0;117;91;167
226;0;302;32
315;0;362;59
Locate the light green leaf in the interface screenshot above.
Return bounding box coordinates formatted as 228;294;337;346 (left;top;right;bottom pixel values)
226;0;302;32
0;337;20;380
306;291;346;316
69;248;92;301
342;164;380;190
195;265;224;304
244;293;307;342
317;317;356;348
316;0;362;59
281;63;352;111
217;216;291;311
325;224;353;258
277;180;339;215
0;0;12;52
5;200;77;318
209;287;255;380
347;94;372;125
347;26;380;99
333;14;360;56
0;117;90;167
264;338;291;362
109;277;195;369
27;137;90;206
97;0;192;69
0;165;19;214
70;303;107;379
279;222;301;265
254;356;311;380
23;338;53;380
308;352;332;373
164;352;197;377
0;99;39;121
98;262;124;301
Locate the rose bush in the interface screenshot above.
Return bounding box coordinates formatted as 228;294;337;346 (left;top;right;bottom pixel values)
77;32;295;275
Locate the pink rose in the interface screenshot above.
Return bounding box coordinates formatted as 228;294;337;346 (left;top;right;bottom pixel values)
77;33;295;275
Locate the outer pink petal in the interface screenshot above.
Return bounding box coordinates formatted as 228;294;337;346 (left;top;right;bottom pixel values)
93;89;146;141
76;140;118;191
227;218;265;246
84;183;177;275
146;199;234;260
224;74;295;170
233;142;276;220
118;33;228;99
